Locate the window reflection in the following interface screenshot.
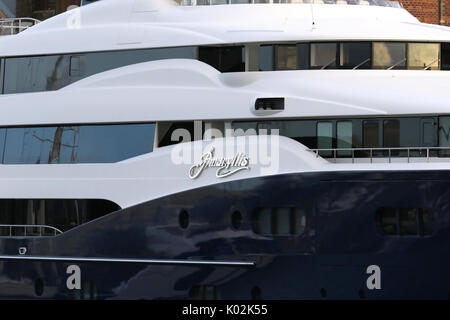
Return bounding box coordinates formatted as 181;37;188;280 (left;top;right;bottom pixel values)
275;45;297;70
310;43;337;69
407;43;440;70
442;43;450;71
2;124;155;164
372;42;406;69
340;42;371;69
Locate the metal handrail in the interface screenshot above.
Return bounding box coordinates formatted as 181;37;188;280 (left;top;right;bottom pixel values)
0;18;40;36
308;146;450;163
0;224;63;237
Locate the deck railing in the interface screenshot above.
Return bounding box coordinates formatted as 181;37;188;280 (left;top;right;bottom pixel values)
307;146;450;163
0;18;40;36
0;224;63;237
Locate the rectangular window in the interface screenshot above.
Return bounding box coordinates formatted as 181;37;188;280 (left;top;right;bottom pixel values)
376;208;398;236
297;43;310;70
310;43;337;69
439;116;450;157
198;46;245;73
383;119;400;147
0;58;4;94
275;45;297;70
372;42;406;69
442;43;450;70
274;208;291;235
259;45;274;71
340;42;372;69
399;208;418;236
317;122;333;157
363;120;380;148
407;43;440;70
337;121;352;157
2;123;155;164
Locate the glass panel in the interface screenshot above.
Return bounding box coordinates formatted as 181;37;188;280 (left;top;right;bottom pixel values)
275;45;297;70
310;43;337;69
199;46;245;72
372;42;406;69
399;208;418;236
293;209;306;235
407;43;440;70
297;43;310;70
383;120;400;147
317;122;333;157
421;208;434;236
255;208;272;235
3;124;155;164
0;58;4;94
259;45;274;71
439;116;450;157
275;208;291;235
442;43;450;70
340;42;371;69
376;208;397;235
363;120;379;148
337;121;352;156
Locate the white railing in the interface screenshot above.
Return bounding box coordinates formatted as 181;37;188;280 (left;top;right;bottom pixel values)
0;18;40;36
308;146;450;163
0;224;63;237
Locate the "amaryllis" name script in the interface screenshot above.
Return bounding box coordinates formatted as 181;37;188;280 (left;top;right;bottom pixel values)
189;147;250;179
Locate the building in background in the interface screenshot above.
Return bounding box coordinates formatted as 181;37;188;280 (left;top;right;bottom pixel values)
0;0;449;25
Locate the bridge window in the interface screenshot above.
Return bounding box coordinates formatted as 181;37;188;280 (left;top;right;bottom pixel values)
310;43;337;69
443;43;450;70
0;199;120;237
337;121;352;156
275;45;297;70
1;123;155;164
372;42;406;69
376;207;435;236
198;46;245;72
259;45;274;71
340;42;371;69
407;43;440;70
317;122;333;157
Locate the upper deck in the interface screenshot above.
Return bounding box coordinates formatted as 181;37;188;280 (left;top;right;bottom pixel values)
0;0;448;57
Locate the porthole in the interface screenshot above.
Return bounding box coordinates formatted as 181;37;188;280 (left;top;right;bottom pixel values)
179;210;189;230
231;210;243;230
34;278;44;297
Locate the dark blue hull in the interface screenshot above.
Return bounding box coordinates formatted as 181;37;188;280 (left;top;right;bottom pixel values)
1;170;450;300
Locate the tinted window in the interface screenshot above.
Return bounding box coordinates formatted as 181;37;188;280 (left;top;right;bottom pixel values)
199;46;245;72
317;122;333;156
259;45;274;71
383;119;400;147
254;207;305;236
3;47;196;94
372;42;406;69
376;207;435;237
337;121;352;156
340;42;371;69
2;123;155;164
0;199;120;236
297;43;310;70
363;120;380;148
275;45;297;70
442;43;450;70
310;43;337;69
407;43;440;70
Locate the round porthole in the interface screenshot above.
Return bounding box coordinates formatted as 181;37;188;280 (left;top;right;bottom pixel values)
34;278;44;297
179;210;189;229
231;210;243;230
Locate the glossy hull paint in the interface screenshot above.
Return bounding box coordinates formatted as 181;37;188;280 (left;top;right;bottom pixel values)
0;170;449;300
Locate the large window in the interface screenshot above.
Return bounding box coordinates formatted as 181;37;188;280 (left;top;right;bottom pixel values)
407;43;440;70
340;42;372;69
275;45;297;70
0;123;155;164
198;46;245;73
372;42;406;69
0;199;120;236
337;121;352;156
253;207;306;236
310;43;337;69
3;47;196;94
